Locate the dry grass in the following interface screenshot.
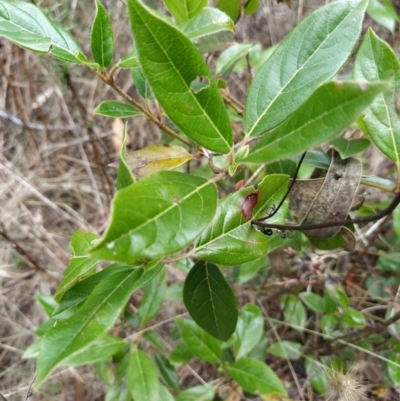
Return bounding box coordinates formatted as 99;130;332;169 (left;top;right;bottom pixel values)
1;0;399;400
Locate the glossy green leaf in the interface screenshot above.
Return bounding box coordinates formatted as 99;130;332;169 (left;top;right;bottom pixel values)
176;385;215;401
388;354;400;385
233;304;263;359
367;0;399;32
127;0;232;153
155;354;180;391
91;0;114;68
181;7;235;41
330;137;370;159
281;295;307;331
194;174;289;265
128;349;159;401
216;0;240;20
267;341;302;360
118;49;139;68
299;292;325;314
36;267;145;388
176;318;221;363
340;307;366;327
89;171;217;264
215;43;253;78
54;231;98;302
183;261;238;341
94;101;142;118
63;335;124;366
164;0;206;25
116;124;136;191
137;268;166;325
353;28;400;163
53;263;161;319
245;82;390;163
245;0;368;137
0;0;83;63
227;358;287;395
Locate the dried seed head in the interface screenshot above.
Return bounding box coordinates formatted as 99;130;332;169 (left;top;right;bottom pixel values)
325;363;369;401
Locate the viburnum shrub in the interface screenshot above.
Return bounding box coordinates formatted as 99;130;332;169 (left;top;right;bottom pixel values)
3;0;400;398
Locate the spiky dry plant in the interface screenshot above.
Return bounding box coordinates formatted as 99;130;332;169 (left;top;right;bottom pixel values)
325;363;369;401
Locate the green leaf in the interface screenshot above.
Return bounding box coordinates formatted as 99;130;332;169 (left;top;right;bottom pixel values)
159;385;175;401
267;341;302;360
53;263;160;319
239;257;267;284
128;349;159;401
144;329;165;351
245;0;368;137
388;354;400;385
137;269;167;325
127;0;232;153
36;295;58;317
183;261;238;341
215;43;253;78
94;101;142;118
131;64;154;99
353;28;400;163
326;284;349;308
116;124;136;191
330;137;370;159
54;231;98;302
170;342;193;365
216;0;240;20
281;295;307;331
393;204;400;238
36;267;145;388
367;0;399;32
63;335;124;366
176;318;221;363
176;385;215;401
227;358;287;395
89;171;217;264
181;7;235;42
155;354;180;391
233;304;263;359
91;0;114;68
194;174;289;265
164;0;206;25
299;292;325;314
340;307;366;327
105;387;132;401
244;81;390;163
118;49;139;68
0;0;83;63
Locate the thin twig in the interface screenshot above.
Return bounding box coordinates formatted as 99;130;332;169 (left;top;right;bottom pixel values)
24;373;36;400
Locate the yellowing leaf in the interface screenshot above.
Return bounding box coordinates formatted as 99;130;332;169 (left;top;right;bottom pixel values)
125;144;193;178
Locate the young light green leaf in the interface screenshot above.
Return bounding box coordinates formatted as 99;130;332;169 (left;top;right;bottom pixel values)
36;268;144;388
367;0;399;32
155;354;180;391
299;292;325;314
353;28;400;163
194;174;289;265
124;144;193;178
227;358;287;395
267;341;302;360
127;0;232;153
340;307;366;327
176;385;215;401
94;101;142;118
105;387;132;401
233;304;264;360
159;385;175;401
245;0;368;137
128;349;159;401
91;0;114;68
116;123;136;191
330;137;370;159
181;7;235;42
281;295;307;331
0;0;83;63
215;43;253;78
54;231;98;302
63;335;124;366
53;263;161;319
176;318;221;363
244;81;390;163
183;261;238;341
89;171;217;264
137;268;167;325
164;0;206;25
118;49;139;68
216;0;240;20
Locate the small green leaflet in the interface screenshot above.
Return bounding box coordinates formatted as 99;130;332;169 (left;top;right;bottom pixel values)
94;100;142;118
